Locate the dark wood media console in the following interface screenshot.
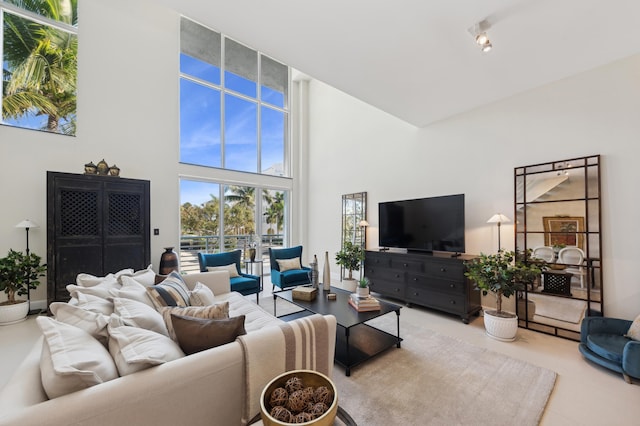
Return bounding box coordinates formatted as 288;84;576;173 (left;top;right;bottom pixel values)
364;250;481;323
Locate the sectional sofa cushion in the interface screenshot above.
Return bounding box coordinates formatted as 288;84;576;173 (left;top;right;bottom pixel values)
189;281;216;306
49;302;110;346
113;298;169;337
36;317;118;399
171;314;246;355
110;276;156;308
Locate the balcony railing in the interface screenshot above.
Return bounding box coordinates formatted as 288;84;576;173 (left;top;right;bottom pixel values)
179;234;283;274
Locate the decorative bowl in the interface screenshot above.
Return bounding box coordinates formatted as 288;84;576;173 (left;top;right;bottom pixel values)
260;369;338;426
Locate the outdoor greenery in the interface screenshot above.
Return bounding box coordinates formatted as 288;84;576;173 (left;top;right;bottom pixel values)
180;186;285;246
335;241;365;280
464;249;544;317
2;0;78;135
0;249;46;305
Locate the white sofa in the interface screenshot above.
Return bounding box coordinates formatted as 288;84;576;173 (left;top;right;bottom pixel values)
0;271;337;426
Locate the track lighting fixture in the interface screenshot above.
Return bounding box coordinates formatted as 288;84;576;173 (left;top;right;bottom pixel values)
468;20;493;53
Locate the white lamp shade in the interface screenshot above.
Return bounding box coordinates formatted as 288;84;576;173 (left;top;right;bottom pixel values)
487;214;511;224
15;219;40;229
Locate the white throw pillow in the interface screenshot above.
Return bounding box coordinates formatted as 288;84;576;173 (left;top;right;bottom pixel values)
75;292;114;315
276;257;302;272
111;276;156;308
49;302;110;346
626;314;640;341
189;282;216;306
206;263;240;278
67;284;114;300
107;319;184;376
76;273;118;288
36;317;118;399
119;264;156;287
112;297;169;337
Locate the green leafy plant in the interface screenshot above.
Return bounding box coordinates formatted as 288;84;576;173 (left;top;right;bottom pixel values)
464;249;544;317
0;249;47;305
335;241;365;280
358;276;370;288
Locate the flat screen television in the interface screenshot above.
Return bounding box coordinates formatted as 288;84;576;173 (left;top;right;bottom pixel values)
378;194;465;254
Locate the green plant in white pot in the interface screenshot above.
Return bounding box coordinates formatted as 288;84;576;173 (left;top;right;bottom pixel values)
0;249;46;325
335;241;364;292
356;276;370;297
464;249;542;341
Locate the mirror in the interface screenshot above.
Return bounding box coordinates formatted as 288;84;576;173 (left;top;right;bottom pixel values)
515;155;602;341
341;192;367;279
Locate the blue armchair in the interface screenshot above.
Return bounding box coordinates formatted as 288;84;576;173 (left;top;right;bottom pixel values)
198;250;261;303
579;316;640;383
269;246;311;291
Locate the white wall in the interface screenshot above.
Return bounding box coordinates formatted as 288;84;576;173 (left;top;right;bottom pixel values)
305;54;640;319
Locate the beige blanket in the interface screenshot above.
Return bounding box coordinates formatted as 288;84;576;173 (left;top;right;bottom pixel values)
237;314;337;425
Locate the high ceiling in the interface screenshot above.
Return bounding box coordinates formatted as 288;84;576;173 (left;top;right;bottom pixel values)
157;0;640;127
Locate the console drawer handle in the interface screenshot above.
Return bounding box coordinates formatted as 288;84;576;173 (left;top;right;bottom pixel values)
440;268;447;272
450;300;456;304
395;274;400;278
450;283;455;288
403;263;408;267
413;292;419;296
395;288;401;292
413;277;418;282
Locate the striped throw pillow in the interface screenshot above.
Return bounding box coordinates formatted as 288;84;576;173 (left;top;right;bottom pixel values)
146;271;191;310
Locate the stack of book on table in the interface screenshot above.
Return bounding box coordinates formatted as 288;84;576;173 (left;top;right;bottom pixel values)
348;293;381;312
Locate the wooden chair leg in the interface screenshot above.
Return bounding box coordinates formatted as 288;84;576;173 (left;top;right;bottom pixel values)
623;373;632;384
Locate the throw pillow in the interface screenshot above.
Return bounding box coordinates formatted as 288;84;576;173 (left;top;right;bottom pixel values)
206;263;240;278
67;283;115;300
171;314;246;355
49;302;110;346
36;317;118;399
160;302;230;341
112;297;170;337
146;271;191;309
111;275;156;308
75;292;114;315
276;257;302;272
189;281;216;306
76;272;119;288
626;314;640;341
118;264;156;287
107;319;185;376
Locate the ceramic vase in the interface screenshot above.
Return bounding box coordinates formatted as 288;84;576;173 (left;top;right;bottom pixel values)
159;247;179;275
323;251;331;291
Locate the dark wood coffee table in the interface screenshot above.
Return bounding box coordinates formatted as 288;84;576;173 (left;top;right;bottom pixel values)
274;286;402;376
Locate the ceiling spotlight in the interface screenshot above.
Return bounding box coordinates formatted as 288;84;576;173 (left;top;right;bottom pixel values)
468;20;493;53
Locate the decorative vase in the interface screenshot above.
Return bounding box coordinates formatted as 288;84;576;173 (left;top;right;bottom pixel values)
109;164;120;176
309;255;319;289
356;286;370;297
249;248;256;262
96;159;109;175
0;300;29;325
84;161;97;174
323;251;331;291
483;310;518;342
159;247;179;275
342;278;357;292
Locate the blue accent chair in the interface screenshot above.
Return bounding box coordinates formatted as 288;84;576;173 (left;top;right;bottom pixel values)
198;250;261;303
269;246;311;291
578;316;640;383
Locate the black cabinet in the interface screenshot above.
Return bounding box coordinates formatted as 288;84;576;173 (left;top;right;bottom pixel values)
47;172;150;305
365;251;481;323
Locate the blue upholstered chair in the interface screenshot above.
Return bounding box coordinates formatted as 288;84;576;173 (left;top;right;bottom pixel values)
269;246;311;291
579;316;640;383
197;250;261;303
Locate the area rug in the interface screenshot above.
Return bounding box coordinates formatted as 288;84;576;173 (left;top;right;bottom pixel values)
331;323;556;425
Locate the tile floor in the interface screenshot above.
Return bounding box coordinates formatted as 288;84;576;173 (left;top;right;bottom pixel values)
1;283;638;426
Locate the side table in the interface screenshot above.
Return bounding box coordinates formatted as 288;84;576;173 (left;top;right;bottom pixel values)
244;259;264;291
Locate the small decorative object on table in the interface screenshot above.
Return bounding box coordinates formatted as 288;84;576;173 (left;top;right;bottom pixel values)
309;255;319;289
292;286;317;301
260;370;337;425
356;276;370;297
108;164;120;176
322;251;331;291
96;159;109;175
84;161;97;174
348;293;380;312
327;293;336;300
159;247;179;275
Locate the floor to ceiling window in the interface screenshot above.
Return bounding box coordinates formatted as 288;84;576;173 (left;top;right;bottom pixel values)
178;17;292;274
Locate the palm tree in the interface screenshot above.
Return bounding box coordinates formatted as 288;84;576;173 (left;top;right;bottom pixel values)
2;0;78;134
264;191;284;233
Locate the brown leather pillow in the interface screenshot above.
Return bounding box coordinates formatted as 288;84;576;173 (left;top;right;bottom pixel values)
170;314;246;355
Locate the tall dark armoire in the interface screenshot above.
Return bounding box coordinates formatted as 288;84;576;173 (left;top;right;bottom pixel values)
47;171;150;306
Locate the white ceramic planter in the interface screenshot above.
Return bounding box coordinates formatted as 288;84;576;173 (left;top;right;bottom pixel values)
356;286;370;297
483;310;518;342
0;300;29;325
342;278;357;292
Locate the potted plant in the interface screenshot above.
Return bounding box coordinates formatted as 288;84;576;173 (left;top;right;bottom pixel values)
356;276;370;297
0;249;46;324
335;241;364;292
464;249;543;341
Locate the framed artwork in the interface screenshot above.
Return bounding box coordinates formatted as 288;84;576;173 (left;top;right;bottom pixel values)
543;216;584;249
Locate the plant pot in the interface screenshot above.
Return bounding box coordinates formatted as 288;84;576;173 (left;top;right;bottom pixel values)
356;286;369;297
483;310;518;342
342;278;357;292
0;300;29;325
